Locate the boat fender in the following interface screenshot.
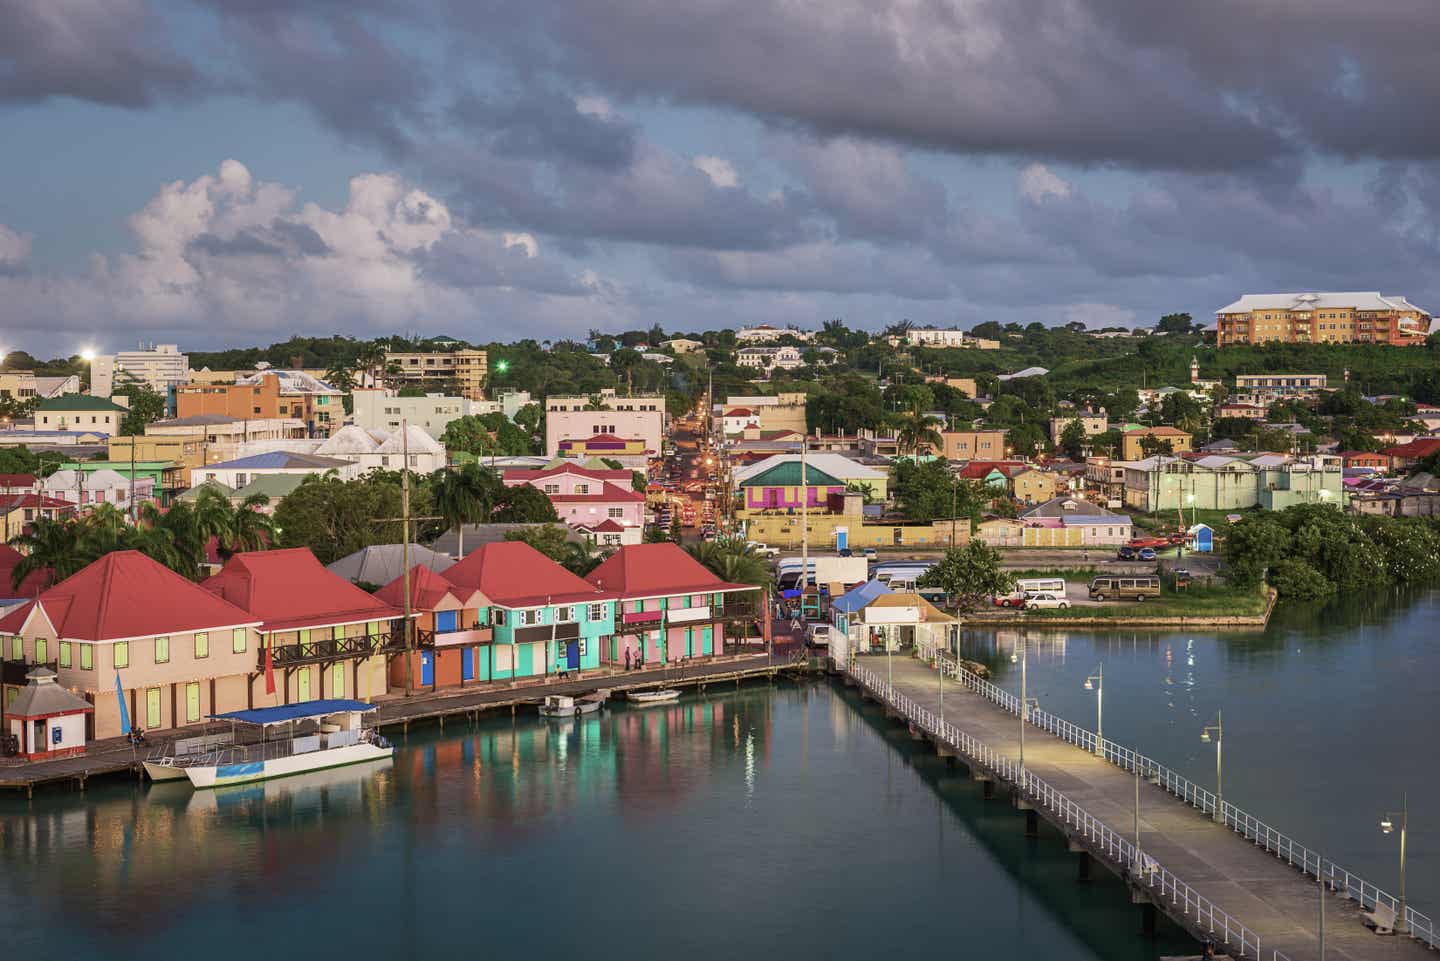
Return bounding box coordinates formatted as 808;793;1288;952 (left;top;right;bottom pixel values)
575;706;582;717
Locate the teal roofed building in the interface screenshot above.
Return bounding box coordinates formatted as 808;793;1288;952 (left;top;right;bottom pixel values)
738;461;847;511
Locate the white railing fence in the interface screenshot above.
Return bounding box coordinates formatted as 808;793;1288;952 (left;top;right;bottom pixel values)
903;641;1436;951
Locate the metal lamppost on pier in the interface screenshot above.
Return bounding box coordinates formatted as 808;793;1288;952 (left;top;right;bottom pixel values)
1010;640;1035;783
1380;794;1410;934
1200;712;1223;823
1083;664;1103;756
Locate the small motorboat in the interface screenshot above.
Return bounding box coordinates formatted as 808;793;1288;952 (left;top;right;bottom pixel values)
539;692;606;718
626;689;681;706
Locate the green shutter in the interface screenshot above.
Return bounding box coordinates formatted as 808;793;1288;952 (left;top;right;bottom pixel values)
58;641;71;669
114;641;129;669
185;682;201;723
80;644;93;671
9;637;19;661
35;638;47;664
233;628;247;653
153;636;169;664
194;632;208;659
145;688;162;728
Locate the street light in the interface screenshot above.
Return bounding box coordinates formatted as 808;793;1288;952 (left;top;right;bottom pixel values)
1380;794;1410;934
1010;641;1033;781
1200;711;1223;823
1083;663;1103;755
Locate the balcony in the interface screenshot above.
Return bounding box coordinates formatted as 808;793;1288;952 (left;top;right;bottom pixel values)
431;627;494;647
666;605;712;625
259;629;420;671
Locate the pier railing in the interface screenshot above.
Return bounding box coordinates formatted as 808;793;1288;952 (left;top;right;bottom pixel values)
849;660;1267;960
908;640;1436;951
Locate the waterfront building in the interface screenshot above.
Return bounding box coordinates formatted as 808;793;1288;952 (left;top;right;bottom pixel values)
1019;496;1133;545
383;349;488;400
1120;454;1344;512
544;389;665;459
1215;293;1430;347
378;565;493;690
585;543;758;667
202;549;401;705
442;542;615;679
3;666;93;759
938;430;1008;461
0;551;264;738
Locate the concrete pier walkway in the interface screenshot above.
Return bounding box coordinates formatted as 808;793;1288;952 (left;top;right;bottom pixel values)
849;652;1431;961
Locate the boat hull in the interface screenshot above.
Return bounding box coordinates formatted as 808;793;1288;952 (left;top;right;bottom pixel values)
184;742;394;789
539;700;603;718
627;690;680;706
142;760;192;782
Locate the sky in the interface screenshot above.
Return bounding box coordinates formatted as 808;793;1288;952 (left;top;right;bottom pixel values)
2;0;1440;356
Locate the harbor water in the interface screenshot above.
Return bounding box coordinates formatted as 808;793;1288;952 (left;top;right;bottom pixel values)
2;587;1436;960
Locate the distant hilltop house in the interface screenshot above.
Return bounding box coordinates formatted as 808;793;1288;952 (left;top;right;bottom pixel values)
735;325;815;343
896;328;1000;350
1215;292;1430;347
736;345;804;373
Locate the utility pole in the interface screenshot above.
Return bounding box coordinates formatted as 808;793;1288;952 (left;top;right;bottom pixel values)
401;420;413;697
799;435;809;622
129;437;137;524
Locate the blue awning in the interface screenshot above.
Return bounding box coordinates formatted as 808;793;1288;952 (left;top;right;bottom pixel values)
832;579;892;615
208;699;378;726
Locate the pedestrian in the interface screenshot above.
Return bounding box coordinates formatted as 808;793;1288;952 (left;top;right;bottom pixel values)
625;647;631;671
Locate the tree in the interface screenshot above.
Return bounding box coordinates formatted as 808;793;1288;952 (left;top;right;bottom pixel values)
918;542;1015;614
1269;559;1333;599
894;407;944;457
492;484;560;523
504;524;603;575
431;462;501;559
1058;418;1088;459
1223;515;1291;587
273;473;408;564
893;460;985;523
1139;435;1175;457
688;538;770;587
115;385;167;435
1007;422;1048;458
1156;313;1194;335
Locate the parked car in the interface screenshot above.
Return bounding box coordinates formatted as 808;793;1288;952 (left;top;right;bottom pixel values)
1117;546;1138;560
746;541;780;558
838;548;853;557
1138;547;1157;561
1024;592;1071;610
862;547;878;560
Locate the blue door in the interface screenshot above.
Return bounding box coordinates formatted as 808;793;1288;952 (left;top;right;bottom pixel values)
565;640;580;670
461;647;475;681
436;610;458;633
420;651;434;686
836;529;848;551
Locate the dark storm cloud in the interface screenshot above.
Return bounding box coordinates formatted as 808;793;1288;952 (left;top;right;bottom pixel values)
188;230;284;258
269;219;332;256
0;0;199;107
451;87;638;170
417;231;589;296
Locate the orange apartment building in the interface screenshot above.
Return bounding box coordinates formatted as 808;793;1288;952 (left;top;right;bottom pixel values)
1215;292;1431;347
176;371;344;437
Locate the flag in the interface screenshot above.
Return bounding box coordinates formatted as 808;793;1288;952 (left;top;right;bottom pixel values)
264;637;276;695
115;672;131;735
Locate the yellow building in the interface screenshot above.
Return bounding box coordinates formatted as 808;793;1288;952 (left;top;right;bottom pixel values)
1215;292;1430;347
1012;469;1058;505
939;430;1008;461
1121;426;1193;460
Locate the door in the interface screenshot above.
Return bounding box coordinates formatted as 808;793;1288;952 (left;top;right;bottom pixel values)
461;647;475;681
435;610;458;634
297;666;313;701
331;663;345;697
685;627;695;657
701;626;713;656
145;688;162;729
565;641;579;671
185;682;201;723
420;651;434;687
835;529;848;551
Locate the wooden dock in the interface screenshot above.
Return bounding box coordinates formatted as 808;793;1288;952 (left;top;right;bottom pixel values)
848;653;1431;961
0;651;803;797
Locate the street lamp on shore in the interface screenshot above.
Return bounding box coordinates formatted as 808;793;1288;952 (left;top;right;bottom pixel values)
1010;641;1034;783
1083;663;1103;755
1380;794;1410;934
1200;712;1223;823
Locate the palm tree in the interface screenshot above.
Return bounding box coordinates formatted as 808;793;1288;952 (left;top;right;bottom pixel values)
846;481;877;505
8;516;85;587
431;462;497;558
688;537;770;587
228;494;274;555
559;539;603;576
894;406;944;457
324;360;357;392
191;486;234;549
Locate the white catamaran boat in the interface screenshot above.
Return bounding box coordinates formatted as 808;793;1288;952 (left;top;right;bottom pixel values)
538;691;607;718
626;689;681;706
144;699;392;789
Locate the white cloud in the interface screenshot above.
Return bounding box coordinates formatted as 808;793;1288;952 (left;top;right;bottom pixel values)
502;232;539;257
0;224;33;266
574;95;613;118
693;154;740;188
1018;163;1072;204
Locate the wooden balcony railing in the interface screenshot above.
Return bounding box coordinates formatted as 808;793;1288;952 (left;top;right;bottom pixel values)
259;628;434;672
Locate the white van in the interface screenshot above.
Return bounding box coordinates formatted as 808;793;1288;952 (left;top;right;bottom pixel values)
995;577;1067;608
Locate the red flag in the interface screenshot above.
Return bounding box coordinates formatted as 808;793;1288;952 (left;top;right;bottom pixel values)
264;638;276;695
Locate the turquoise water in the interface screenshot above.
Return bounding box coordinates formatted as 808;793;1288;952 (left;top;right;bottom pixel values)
2;590;1434;960
1;685;1192;960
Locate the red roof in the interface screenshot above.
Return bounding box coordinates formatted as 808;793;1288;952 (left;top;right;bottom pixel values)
585;543;753;597
0;493;75;512
0;544;52;599
547;482;644;503
443;541;607;608
202;548;398;632
0;473;38;488
0;551;258;641
503;465;632;484
558;434;644;447
375;565;464;612
725;408;755;417
956;460;1029;479
1383;438;1440;459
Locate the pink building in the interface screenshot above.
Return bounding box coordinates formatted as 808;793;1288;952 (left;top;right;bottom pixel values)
543;390;665;458
504;465;646;535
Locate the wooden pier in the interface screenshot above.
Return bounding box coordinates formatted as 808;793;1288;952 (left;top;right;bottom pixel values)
848;653;1431;961
0;651;803;797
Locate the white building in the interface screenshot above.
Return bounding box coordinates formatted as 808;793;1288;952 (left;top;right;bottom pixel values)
197;451;362;489
351;390;489;439
662;338;704;353
904;328;970;348
43;469;154;511
736;325;815;343
736;345;804;372
90;344;189;397
315;424;448;474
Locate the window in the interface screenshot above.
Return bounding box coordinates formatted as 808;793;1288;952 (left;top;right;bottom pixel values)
557;607;572;622
575;484;589;494
80;644;93;670
494;609;507;626
36;638;47;664
194;632;209;659
59;641;71;668
543;484;560;494
114;641;129;669
608;507;624;518
9;636;20;661
233;628;247;653
588;603;605;621
523;610;542;626
154;635;170;664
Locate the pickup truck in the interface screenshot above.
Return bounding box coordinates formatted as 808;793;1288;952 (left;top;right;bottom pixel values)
746;542;780;558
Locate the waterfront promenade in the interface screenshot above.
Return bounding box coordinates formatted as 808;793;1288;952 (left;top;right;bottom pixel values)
848;652;1431;961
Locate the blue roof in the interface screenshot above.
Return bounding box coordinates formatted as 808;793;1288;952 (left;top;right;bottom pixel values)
209;699;378;725
832;579;891;615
